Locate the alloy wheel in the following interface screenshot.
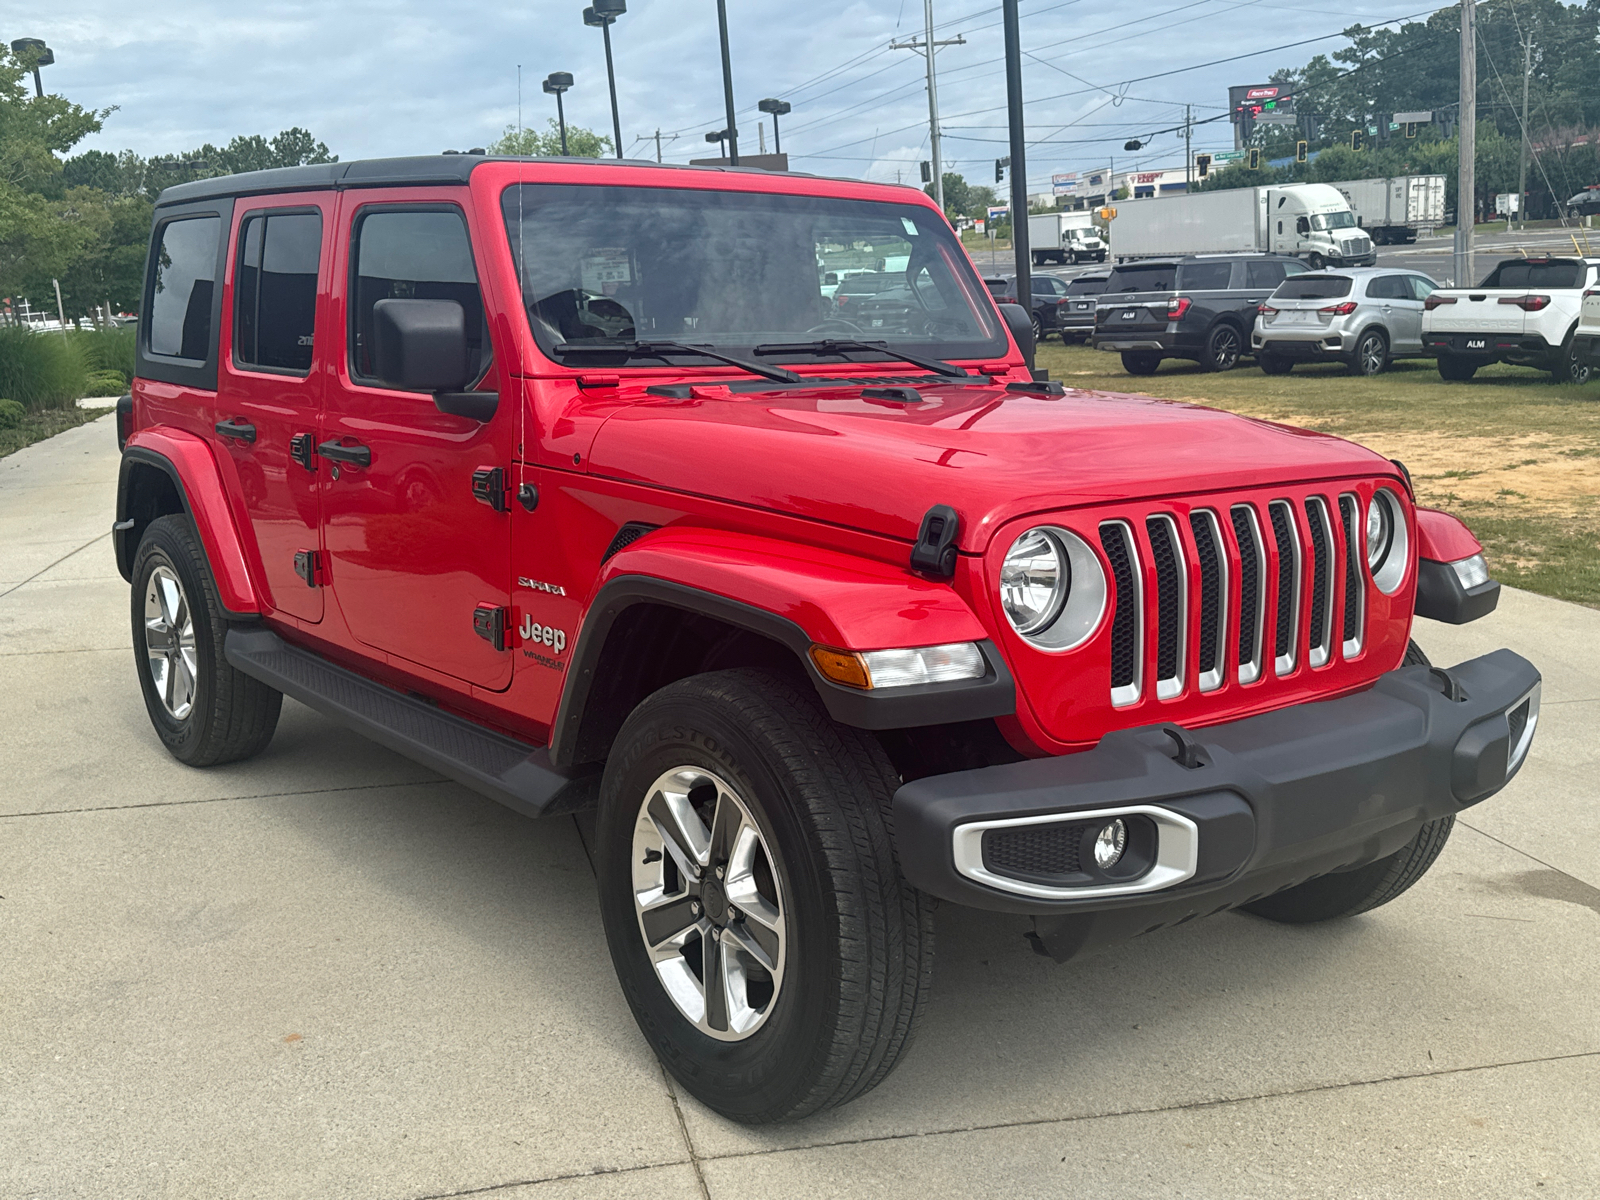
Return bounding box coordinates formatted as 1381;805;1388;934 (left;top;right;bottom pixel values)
1358;333;1386;375
631;766;787;1041
1209;326;1241;371
143;565;197;719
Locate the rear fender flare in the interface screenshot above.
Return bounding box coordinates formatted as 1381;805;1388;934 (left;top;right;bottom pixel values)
117;429;259;617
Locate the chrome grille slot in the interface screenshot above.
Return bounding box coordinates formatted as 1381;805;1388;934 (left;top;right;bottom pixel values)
1146;515;1186;699
1231;505;1266;685
1304;497;1335;668
1268;501;1301;676
1100;521;1143;707
1189;510;1227;692
1339;493;1365;656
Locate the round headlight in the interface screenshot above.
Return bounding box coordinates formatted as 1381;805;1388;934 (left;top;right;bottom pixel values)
1000;528;1069;636
1366;494;1393;572
1366;488;1410;595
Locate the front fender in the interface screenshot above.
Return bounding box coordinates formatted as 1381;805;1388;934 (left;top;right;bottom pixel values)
1413;507;1498;624
118;428;259;617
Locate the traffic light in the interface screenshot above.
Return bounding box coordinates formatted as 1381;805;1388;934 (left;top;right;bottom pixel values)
1295;140;1308;163
1248;148;1260;170
1351;129;1365;151
920;160;931;183
1195;153;1211;178
995;156;1010;183
1405;122;1417;139
1098;207;1117;221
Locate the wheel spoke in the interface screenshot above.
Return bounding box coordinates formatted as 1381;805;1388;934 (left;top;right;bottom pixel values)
158;574;183;629
723;919;778;975
648;781;709;880
703;931;730;1032
639;894;701;949
172;652;195;715
708;786;744;864
144;617;173;654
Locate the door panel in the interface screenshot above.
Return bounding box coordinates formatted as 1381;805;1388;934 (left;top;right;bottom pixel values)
322;196;513;690
214;200;330;622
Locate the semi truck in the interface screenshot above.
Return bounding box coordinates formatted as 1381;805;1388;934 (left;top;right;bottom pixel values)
1029;211;1108;265
1107;184;1374;268
1329;175;1447;245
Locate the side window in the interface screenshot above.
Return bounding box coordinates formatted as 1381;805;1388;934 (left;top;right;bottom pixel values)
1246;260;1287;289
235;210;322;373
1364;276;1397;300
1295;216;1310;236
1408;276;1437;301
350;208;487;385
149;216;222;359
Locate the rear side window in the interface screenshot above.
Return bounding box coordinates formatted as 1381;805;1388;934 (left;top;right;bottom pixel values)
235;211;322;373
1408;275;1437;301
1479;259;1584;289
149;216;222;359
1176;262;1234;290
1066;276;1107;296
350;208;486;384
1245;260;1289;289
1364;275;1408;300
1274;275;1352;300
1106;264;1175;292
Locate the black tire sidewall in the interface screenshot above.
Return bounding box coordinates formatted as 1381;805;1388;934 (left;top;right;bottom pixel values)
1353;330;1387;376
1206;324;1241;371
130;516;221;761
595;687;856;1120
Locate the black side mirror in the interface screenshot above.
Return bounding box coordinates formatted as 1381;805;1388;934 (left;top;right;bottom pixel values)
372;298;472;392
997;301;1035;362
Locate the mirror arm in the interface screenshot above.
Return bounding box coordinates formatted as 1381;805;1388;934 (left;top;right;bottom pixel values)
433;391;499;422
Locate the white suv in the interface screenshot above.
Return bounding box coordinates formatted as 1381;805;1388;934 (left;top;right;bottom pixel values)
1575;281;1600;376
1421;256;1600;384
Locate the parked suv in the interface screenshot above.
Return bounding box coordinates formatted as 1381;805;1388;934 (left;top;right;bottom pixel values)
117;156;1538;1125
1057;270;1109;344
984;272;1073;341
1093;254;1306;374
1421;256;1599;383
1575;282;1600;371
1253;268;1440;376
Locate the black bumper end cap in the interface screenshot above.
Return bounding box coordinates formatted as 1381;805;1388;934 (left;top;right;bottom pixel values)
1416;557;1500;625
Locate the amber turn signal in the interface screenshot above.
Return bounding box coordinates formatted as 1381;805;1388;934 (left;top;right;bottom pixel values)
809;645;871;690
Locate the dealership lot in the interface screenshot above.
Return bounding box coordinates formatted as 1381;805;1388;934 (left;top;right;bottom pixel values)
3;415;1598;1199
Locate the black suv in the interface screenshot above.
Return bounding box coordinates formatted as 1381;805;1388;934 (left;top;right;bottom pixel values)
1092;255;1306;374
1057;271;1109;344
984;273;1074;342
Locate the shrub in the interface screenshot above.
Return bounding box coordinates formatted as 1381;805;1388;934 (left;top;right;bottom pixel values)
85;370;129;397
0;398;24;429
0;327;89;409
71;327;137;384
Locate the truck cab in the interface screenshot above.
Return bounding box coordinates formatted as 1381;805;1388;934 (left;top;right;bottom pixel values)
116;155;1537;1126
1267;184;1376;269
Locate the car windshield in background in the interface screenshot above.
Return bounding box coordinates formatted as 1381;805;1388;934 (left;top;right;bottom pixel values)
1106;264;1175;292
1479;259;1586;289
1274;275;1353;300
1310;212;1358;231
1066;276;1108;296
500;184;1006;362
1175;262;1233;290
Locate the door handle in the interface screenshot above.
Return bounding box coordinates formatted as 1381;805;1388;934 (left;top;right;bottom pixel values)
317;439;372;468
215;418;257;443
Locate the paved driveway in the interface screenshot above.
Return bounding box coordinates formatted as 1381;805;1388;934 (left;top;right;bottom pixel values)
3;415;1597;1199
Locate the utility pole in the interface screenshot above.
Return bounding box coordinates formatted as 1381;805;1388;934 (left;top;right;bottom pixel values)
1516;31;1532;231
1002;0;1032;368
1185;104;1193;189
892;2;966;214
1454;0;1476;287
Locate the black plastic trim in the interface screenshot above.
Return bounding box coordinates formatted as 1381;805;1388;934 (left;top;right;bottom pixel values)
549;575;1016;769
1415;557;1501;625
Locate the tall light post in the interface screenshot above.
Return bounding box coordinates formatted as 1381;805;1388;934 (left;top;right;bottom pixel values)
542;72;574;155
9;38;55;98
705;129;731;159
715;0;739;165
1001;0;1032;369
758;98;790;157
582;0;626;159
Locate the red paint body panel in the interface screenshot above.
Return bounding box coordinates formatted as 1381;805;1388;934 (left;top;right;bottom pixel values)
1415;506;1483;563
125;426;259;614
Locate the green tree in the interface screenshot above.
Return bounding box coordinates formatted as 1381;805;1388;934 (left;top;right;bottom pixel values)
922;172;997;218
490;119;612;158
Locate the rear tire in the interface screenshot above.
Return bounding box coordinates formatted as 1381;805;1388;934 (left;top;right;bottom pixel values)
1241;815;1454;924
1552;329;1593;385
1202;323;1243;372
595;669;934;1124
1349;329;1389;376
1121;351;1162;376
1437;354;1479;381
131;514;282;767
1307;253;1325;270
1258;354;1294;375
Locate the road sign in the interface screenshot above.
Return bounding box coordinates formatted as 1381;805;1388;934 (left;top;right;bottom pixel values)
1212;150;1245;164
1393;110;1433;125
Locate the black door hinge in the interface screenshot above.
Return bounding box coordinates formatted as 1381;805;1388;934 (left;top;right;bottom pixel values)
473;604;510;651
293;549;324;588
910;504;961;579
472;467;510;512
290;433;317;472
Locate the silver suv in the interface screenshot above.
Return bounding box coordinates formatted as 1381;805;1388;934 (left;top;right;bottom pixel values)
1252;267;1439;376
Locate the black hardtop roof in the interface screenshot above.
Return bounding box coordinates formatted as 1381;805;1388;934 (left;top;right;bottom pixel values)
154;153;851;208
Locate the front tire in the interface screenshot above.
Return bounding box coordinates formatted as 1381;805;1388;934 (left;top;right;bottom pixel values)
131;514;282;766
1307;253;1325;270
1241;815;1455;924
1121;351;1162;375
595;669;934;1124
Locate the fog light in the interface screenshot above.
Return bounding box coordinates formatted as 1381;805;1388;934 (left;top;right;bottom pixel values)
1093;819;1127;869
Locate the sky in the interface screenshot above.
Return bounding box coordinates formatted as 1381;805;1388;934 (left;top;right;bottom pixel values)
34;0;1450;194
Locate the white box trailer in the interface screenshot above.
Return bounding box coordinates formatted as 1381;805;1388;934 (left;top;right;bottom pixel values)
1106;184;1374;268
1327;176;1446;244
1027;212;1108;265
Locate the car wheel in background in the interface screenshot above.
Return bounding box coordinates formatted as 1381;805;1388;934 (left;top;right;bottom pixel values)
1258;354;1293;375
1030;312;1043;343
1350;329;1389;377
1120;351;1162;375
1307;253;1325;270
1202;324;1242;372
1552;330;1593;385
1437;354;1479;382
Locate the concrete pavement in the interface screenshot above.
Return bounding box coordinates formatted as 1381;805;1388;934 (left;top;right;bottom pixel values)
2;415;1597;1199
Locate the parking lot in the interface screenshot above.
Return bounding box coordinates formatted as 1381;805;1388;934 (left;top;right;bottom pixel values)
3;414;1598;1199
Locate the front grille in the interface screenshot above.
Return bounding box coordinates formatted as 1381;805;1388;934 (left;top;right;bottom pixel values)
982;821;1094;884
1099;492;1362;706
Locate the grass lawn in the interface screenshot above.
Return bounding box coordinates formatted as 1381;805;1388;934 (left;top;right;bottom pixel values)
0;405;115;461
1034;341;1600;608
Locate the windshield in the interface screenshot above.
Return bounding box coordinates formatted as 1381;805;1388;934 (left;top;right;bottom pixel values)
501;183;1006;362
1310;211;1358;231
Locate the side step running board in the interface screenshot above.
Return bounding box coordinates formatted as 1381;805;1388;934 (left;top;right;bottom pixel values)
225;627;598;817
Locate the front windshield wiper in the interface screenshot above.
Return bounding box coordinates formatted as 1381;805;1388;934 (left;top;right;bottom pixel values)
751;339;970;378
551;339;800;384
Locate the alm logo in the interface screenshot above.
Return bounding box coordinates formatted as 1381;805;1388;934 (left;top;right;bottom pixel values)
519;616;567;654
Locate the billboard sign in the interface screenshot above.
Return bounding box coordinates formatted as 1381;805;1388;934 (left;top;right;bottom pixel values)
1051;171;1078;194
1229;83;1294;125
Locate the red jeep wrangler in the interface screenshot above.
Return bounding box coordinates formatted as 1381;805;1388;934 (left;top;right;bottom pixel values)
115;156;1538;1124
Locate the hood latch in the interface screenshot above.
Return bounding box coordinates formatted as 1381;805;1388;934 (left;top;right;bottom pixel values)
910;505;961;580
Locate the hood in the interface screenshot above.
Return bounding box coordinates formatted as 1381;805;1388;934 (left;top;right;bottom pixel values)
586;380;1393;550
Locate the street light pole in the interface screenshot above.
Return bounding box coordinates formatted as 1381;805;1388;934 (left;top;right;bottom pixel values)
1002;0;1032;368
715;0;739;165
583;1;627;159
759;99;791;157
543;73;574;155
9;38;54;98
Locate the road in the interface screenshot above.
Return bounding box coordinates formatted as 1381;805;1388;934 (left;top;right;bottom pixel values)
3;416;1599;1199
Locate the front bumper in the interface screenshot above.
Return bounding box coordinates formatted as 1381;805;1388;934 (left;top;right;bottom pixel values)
894;649;1539;954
